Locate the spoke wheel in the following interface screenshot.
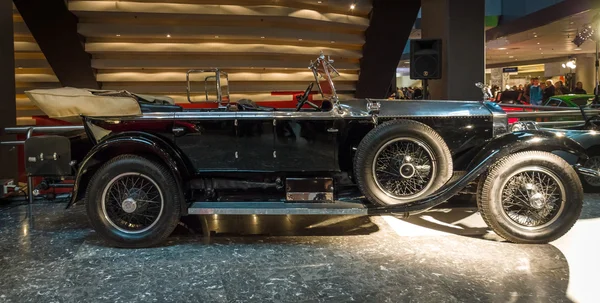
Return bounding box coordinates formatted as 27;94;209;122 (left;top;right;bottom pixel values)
86;155;181;248
372;138;436;200
354;119;453;206
583;156;600;187
101;173;164;234
477;151;582;244
500;167;565;229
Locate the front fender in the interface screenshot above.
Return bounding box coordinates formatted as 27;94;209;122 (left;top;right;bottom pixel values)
467;130;588;171
68;132;190;209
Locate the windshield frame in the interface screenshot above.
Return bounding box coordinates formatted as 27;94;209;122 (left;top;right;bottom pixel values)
309;53;341;109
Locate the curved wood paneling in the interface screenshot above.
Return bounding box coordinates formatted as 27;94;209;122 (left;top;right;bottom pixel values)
13;1;370;124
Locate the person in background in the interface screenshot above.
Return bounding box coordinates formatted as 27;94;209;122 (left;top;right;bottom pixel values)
397;87;405;99
529;78;543;106
518;84;524;92
413;87;423;99
554;82;564;96
491;85;500;99
573;82;587;94
556;81;570;94
543;80;555;102
524;78;534;103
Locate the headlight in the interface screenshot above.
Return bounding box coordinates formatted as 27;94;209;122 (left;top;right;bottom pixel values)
511;121;538;132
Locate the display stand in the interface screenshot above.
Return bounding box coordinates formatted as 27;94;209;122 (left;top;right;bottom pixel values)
595;41;599;104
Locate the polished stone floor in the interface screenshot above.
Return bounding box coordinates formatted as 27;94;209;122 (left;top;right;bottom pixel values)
0;195;599;303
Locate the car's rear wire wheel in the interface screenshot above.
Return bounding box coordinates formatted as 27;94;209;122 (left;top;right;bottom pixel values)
86;155;181;248
101;173;164;234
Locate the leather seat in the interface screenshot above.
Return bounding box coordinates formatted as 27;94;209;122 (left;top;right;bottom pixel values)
236;99;275;111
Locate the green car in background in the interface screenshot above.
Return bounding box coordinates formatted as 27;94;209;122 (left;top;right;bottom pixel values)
543;94;595;107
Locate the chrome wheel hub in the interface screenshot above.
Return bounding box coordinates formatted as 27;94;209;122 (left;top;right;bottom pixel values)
372;137;436;201
101;173;164;234
529;192;545;209
500;167;565;228
399;163;416;179
121;198;137;213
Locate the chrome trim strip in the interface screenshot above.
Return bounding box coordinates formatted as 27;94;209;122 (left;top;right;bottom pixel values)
187;201;366;215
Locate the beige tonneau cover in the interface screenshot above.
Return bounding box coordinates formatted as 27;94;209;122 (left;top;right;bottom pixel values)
25;87;174;120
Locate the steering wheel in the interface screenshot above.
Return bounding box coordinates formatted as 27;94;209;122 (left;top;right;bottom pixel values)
296;82;317;111
584;114;600;130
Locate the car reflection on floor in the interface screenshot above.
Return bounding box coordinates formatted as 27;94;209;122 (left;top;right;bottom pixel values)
0;195;598;302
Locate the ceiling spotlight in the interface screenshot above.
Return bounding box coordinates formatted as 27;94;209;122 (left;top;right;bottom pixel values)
318;0;322;3
298;38;303;41
574;47;582;51
509;56;514;58
572;14;599;47
350;3;356;10
17;66;23;69
566;59;577;69
537;42;540;45
498;47;507;50
534;35;538;38
261;36;265;39
116;34;121;37
166;34;171;38
330;40;335;43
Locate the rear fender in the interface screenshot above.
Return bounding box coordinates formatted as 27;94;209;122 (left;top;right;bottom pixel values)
68;132;191;213
467;130;588;171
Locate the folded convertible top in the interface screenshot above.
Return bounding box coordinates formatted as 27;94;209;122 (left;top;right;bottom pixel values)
26;87;174;120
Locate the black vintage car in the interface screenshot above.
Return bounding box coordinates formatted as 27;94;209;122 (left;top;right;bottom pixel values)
47;54;592;247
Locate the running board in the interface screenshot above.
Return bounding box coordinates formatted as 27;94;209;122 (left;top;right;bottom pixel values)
187;201;367;215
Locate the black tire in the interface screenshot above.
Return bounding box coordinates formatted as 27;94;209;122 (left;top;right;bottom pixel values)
85;155;182;248
477;151;582;244
354;119;453;205
580;147;600;192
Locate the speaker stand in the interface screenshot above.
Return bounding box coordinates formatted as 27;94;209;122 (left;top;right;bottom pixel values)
422;79;429;100
594;40;599;105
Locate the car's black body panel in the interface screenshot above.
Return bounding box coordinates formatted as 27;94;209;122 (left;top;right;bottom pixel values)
68;97;588;213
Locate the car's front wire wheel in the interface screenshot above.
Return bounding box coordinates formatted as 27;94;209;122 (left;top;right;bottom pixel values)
86;155;181;248
477;151;582;243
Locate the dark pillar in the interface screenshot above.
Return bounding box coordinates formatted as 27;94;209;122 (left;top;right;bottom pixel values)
0;1;18;180
13;0;98;89
422;0;485;100
356;0;420;99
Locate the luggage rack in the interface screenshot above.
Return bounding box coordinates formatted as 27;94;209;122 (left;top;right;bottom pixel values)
1;125;84;224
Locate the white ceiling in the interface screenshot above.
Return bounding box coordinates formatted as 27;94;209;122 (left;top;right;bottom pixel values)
486;9;600;66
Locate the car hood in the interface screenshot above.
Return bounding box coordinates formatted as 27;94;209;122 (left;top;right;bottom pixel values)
339;99;494;118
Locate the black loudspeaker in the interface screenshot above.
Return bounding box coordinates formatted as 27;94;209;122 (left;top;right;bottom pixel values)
410;39;442;80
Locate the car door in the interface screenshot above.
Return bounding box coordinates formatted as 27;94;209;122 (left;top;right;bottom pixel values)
235;111;276;171
274;111;339;172
174;111;239;172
